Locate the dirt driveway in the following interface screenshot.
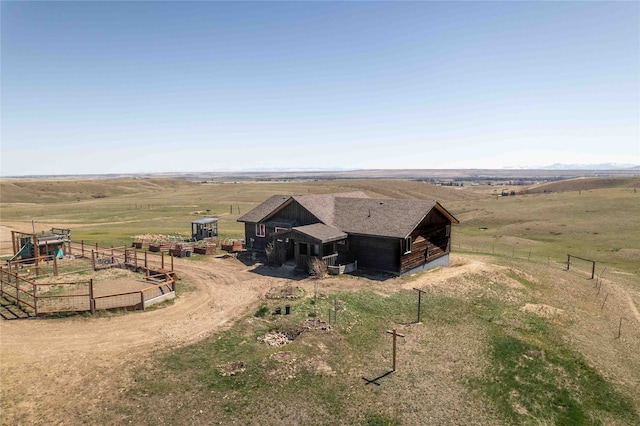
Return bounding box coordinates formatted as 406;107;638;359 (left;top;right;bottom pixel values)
0;253;487;424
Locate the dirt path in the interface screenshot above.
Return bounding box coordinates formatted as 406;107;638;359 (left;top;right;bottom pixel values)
0;254;486;424
0;255;291;424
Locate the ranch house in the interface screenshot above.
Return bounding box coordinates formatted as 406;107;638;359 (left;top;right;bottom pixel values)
237;192;459;276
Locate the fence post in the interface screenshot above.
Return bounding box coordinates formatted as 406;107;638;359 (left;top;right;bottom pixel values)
591;262;596;280
33;282;38;317
141;291;145;310
145;251;148;269
92;250;96;270
171;253;174;272
566;254;571;270
16;271;21;308
53;255;58;277
161;252;165;270
89;279;95;314
81;240;85;258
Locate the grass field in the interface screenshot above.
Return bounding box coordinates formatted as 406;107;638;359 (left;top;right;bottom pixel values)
1;176;639;425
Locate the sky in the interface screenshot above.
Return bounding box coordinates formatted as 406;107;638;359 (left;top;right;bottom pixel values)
1;1;639;176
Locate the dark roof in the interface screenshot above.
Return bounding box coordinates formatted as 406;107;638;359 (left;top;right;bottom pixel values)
293;192;368;225
237;192;367;224
191;217;218;225
333;198;445;238
237;195;292;223
238;192;458;239
292;223;347;243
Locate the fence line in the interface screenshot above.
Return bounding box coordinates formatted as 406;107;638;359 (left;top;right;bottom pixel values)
0;267;175;317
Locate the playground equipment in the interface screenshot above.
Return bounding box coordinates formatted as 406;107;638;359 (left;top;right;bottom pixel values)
10;228;71;262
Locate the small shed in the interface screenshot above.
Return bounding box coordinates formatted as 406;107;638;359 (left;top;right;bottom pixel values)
191;217;218;241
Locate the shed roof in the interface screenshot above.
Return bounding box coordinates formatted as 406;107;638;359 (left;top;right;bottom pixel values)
292;223;348;243
191;217;218;225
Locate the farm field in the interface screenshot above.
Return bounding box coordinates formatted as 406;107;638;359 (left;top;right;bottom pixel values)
0;176;639;425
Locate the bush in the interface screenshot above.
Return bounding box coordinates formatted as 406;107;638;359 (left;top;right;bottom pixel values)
308;257;328;279
254;305;269;318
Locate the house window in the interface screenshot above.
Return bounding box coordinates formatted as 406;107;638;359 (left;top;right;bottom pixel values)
256;223;266;237
311;244;320;256
275;227;288;233
299;243;308;255
404;237;412;254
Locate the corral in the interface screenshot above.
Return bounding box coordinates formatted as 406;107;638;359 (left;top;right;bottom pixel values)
1;241;176;318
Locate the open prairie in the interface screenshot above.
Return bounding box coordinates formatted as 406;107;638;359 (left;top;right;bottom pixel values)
1;176;639;425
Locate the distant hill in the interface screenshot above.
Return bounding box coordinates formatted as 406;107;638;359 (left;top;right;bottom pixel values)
523;177;640;194
539;163;638;170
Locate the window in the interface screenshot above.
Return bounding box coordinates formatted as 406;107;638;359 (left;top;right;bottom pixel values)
299;243;308;255
275;227;288;233
311;244;320;256
404;237;412;254
256;223;266;237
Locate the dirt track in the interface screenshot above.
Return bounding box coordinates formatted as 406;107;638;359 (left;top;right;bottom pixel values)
0;254;487;424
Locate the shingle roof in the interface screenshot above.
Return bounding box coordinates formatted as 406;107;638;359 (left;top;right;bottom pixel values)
292;223;348;243
237;195;291;223
293;191;368;225
333;198;437;238
238;192;458;239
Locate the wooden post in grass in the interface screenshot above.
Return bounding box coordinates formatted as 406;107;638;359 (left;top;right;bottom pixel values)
386;329;405;372
161;252;165;270
144;251;148;269
91;250;96;270
413;288;427;324
134;247;138;267
81;240;85;258
171;253;174;271
53;255;58;277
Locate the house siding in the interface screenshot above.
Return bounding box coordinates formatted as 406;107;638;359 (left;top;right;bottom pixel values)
400;210;452;274
347;234;400;273
268;201;319;226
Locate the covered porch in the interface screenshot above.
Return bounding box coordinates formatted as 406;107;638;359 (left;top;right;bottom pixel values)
271;223;348;269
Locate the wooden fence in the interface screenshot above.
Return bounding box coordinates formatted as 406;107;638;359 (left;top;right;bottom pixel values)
69;241;174;274
0;267;175;317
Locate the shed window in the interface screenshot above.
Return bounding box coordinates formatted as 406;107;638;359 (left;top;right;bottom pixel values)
299;243;308;255
404;237;412;254
256;223;266;237
311;244;320;256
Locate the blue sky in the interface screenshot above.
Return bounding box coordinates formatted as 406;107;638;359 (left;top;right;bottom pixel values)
1;1;638;176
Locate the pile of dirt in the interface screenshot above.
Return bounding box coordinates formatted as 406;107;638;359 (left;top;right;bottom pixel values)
520;303;565;318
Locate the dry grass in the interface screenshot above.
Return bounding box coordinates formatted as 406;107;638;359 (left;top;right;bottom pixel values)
1;176;639;425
